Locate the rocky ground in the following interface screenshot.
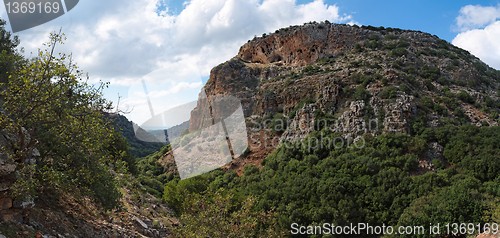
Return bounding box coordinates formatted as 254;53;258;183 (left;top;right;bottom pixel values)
0;185;176;238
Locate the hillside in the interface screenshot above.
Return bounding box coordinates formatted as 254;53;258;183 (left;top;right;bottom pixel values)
106;113;165;158
189;21;499;172
0;20;176;237
162;22;499;237
1;20;499;237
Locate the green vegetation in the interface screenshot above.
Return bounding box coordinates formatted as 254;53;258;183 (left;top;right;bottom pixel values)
365;38;382;50
288;98;314;119
353;85;371;101
385;40;410;57
175;189;283;237
0;26;129;209
419;65;441;81
456;90;475;104
134;145;175;197
352;73;376;86
268;113;288;133
390;47;409;57
318;55;337;65
108;113;164;158
161;171;283;237
302;65;322;75
379;86;398;99
0;20;24;85
161;125;498;237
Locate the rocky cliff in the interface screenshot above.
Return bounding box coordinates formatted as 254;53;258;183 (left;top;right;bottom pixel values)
190;22;499;169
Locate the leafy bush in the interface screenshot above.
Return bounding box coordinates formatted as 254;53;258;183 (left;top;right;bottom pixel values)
0;32;126;209
456;90;475;104
174;190;283;237
398;178;484;238
269;113;288;133
420;65;441;80
365;39;381;49
390;47;408;57
302;65;322;75
353;85;370;101
163;177;209;214
379;86;398;99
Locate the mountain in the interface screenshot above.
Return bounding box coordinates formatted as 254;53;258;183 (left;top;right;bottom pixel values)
2;21;499;237
148;121;190;145
189;21;499;171
107;113;165;158
166;22;499;236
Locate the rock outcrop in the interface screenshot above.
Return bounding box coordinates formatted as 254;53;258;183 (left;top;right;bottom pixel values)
189;22;500;165
238;23;363;66
0;127;37;224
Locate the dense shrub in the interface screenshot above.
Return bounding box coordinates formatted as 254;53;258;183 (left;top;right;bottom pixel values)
353;85;371;101
168;124;499;236
379;86;398;99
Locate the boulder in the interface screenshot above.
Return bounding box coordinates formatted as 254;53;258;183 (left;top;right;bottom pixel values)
0;208;22;222
0;197;12;210
0;164;16;177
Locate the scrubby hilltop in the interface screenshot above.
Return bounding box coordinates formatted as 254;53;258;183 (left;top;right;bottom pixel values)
189;21;499;169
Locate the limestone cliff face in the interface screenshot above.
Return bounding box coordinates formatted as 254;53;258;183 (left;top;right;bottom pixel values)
190;22;500;163
237;23;364;66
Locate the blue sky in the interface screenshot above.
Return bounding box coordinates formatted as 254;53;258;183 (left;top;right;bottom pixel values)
331;0;499;41
2;0;499;125
162;0;500;41
158;0;499;40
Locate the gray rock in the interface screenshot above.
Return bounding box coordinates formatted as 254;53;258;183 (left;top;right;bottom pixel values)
0;164;16;177
426;142;444;161
333;100;369;139
133;216;148;229
13;196;35;209
281;104;317;142
382;94;415;133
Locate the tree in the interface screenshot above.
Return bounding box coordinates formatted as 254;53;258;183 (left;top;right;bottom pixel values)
0;19;24;89
0;31;126;209
174;189;284;238
397;177;484;238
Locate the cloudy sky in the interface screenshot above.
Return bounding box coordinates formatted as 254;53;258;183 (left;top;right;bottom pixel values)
1;0;499;125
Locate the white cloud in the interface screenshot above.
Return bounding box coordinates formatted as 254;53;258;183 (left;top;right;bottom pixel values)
4;0;351;124
452;21;500;70
455;4;500;31
452;4;500;70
